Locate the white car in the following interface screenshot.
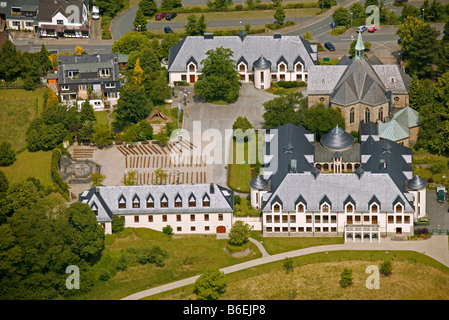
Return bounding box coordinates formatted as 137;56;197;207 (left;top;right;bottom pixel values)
356;25;367;33
92;6;100;20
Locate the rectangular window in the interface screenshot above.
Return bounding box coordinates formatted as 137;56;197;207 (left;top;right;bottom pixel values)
355;215;361;222
347;216;353;224
161;201;168;208
396;216;402;223
204;214;209;221
290;227;296;232
99;69;111;78
274;215;280;223
298;227;304;232
118;203;125;209
134;216;139;223
205;226;210;231
133;202;140;208
266;227;272;232
148;215;153;222
323;215;329;223
61;85;70;91
190;214;195;221
177;226;182;232
364;215;370;223
240;74;245;81
315;215;321;223
203;200;210;207
279;74;285;81
282;215;288;223
191;226;196;231
306;215;312;223
266;215;272;223
163;215;167;222
189;75;195;83
306;227;312;232
189;201;196;207
331;215;337;223
79;85;87;91
323;227;329;233
181;74;187;81
175;201;182;208
404;216;410;224
274;227;280;232
315;227;321;232
218;214;223;221
388;216;394;224
260;72;264;82
57;19;64;25
105;82;116;88
147;202;154;208
372;216;378;224
331;227;337;232
176;215;181;222
290;215;296;223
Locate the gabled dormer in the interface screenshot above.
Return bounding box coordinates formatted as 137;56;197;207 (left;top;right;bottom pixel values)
319;195;331;213
343;195;356;213
161;193;169;208
118;194;126;209
202;193;210;207
146;194;154;208
132;194;140;208
174;193;182;208
188;193;196;207
295;194;307;213
186;56;197;73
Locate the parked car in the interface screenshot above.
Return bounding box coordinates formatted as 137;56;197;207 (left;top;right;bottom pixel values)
414;217;429;226
155;12;167;20
397;38;402;44
324;42;335;51
368;24;379;32
164;26;173;34
166;13;177;20
437;186;447;203
92;6;100;20
330;21;337;29
356;25;367;33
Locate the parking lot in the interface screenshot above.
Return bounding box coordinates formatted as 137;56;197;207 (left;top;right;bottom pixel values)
421;190;449;233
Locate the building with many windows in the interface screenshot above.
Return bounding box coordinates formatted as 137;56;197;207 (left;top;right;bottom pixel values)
250;123;426;242
57;52;121;107
79;183;234;235
168;31;318;89
307;32;411;133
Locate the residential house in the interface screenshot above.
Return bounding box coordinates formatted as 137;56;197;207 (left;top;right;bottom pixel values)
168;31;318;89
37;0;89;38
57;52;121;107
79;183;235;235
5;0;39;32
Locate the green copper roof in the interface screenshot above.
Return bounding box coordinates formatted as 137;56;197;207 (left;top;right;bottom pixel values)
378;119;409;142
355;32;365;59
393;107;420;128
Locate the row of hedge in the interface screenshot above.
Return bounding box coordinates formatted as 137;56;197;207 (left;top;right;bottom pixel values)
169;2;318;14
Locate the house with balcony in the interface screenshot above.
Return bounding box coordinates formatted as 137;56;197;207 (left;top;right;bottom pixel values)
249;123;427;242
37;0;89;38
5;0;39;32
79;183;234;235
168;31;318;89
57;52;121;108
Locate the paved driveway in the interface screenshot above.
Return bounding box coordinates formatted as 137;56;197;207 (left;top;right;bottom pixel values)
178;84;275;187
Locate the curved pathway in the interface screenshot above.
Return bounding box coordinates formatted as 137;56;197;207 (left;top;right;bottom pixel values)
121;235;449;300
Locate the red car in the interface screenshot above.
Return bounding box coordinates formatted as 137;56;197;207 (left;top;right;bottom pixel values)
368;24;379;32
155;12;167;20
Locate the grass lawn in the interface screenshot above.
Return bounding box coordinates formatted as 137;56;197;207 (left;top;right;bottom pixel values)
75;228;262;300
0;88;46;152
95;110;111;128
152;250;449;300
0;150;53;186
412;148;449;188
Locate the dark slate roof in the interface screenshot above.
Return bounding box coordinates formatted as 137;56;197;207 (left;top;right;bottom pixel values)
336;55;352;66
249;175;269;190
360;121;379;136
253;56;271;69
320;126;355;151
407;175;427;190
263;123;315;191
37;0;87;23
330;58;389;107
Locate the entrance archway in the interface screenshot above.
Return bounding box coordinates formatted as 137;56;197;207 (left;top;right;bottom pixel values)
217;226;226;233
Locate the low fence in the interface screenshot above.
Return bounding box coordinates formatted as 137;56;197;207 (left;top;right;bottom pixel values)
432;229;449;235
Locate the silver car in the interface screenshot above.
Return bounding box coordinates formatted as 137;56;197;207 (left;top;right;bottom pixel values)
356;25;367;33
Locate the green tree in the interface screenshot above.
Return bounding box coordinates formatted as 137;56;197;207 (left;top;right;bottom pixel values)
114;83;152;130
111;31;151;54
112;215;125;233
303;30;313;41
283;257;294;274
122;169;138;185
227;220;253;246
232;116;253;132
301;103;345;139
400;4;420;20
90;172;106;187
91;124;115;147
96;0;126;17
339;267;353;288
193;269;227;300
133;7;147;31
161;0;182;10
162;224;173;235
80;100;96;123
144;70;172;105
139;0;157;17
349;2;366;22
0;40;24;81
272;0;283;7
0;141;16;167
379;260;393;277
406;24;440;79
26;120;68;152
161;33;180;59
437;42;449;77
274;6;286;23
185;14;207;36
262;91;306;129
443;20;449;42
318;0;336;9
332;7;351;28
396;16;424;59
194;47;240;103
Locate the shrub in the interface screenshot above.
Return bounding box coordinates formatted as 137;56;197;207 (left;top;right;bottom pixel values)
234;194;241;205
0;141;16;167
339;267;353;288
274;80;306;88
112;215;125;233
163;224;174;236
379;260;393;277
194;269;227;300
430;158;447;174
228;220;253;246
174;81;190;86
283;257;294;274
330;25;347;35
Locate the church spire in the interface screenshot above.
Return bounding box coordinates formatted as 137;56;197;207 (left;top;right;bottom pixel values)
355;31;365;59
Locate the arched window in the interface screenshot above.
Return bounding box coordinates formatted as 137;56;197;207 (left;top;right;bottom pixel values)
365;108;370;123
297;203;305;212
371;203;378;213
279;63;286;72
350;108;355;124
346;203;353;213
239;63;245;72
188;63;195;72
273;203;281;212
378;108;383;121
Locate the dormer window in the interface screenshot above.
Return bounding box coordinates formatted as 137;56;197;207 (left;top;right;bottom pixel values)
118;195;126;209
203;194;210;207
161;194;168;208
99;68;111;78
67;70;79;79
132;195;140;208
239;63;246;72
297;203;305;213
371;203;379;213
91;203;98;215
321;203;330;213
345;203;354;213
295;63;303;72
394;203;403;213
189;194;196;207
188;63;195;72
279;63;286;72
146;194;154;208
273;203;281;212
175;194;182;208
